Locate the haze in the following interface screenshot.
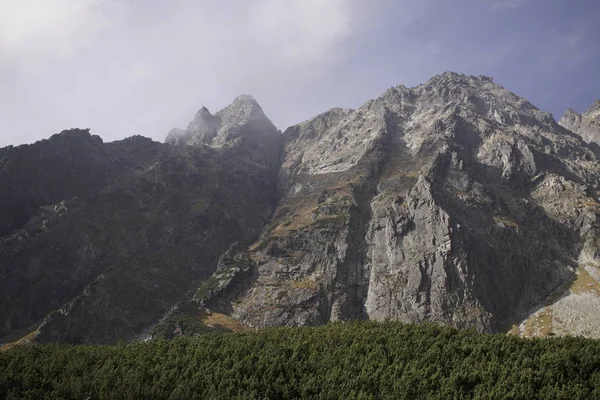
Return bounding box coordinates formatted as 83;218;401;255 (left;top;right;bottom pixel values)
0;0;599;146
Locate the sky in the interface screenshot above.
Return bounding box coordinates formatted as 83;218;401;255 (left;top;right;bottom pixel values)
0;0;599;146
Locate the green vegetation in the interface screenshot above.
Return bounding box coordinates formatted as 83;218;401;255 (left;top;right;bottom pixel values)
311;213;349;228
193;276;222;301
191;198;209;213
3;321;600;399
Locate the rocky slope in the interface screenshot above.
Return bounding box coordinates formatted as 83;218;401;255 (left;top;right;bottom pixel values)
2;72;600;344
559;100;600;146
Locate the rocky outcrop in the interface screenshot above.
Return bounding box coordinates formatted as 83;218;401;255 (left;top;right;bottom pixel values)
559;100;600;145
165;95;281;158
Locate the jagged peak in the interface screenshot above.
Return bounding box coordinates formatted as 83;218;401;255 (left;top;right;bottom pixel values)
194;106;213;118
424;71;494;86
223;94;262;114
231;94;258;105
217;94;270;126
110;135;157;148
188;106;220;131
562;108;581;118
408;72;506;101
47;129;105;145
586;100;600;113
165;94;277;146
55;128;92;137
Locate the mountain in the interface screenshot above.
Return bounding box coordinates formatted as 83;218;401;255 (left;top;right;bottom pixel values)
2;72;600;345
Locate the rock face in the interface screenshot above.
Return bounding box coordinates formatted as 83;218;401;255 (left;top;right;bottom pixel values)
559;100;600;145
2;73;600;344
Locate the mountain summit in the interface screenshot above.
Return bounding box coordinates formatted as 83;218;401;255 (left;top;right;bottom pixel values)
165;94;278;149
2;73;600;346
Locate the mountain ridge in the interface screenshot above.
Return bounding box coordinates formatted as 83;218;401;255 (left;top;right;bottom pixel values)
2;72;600;345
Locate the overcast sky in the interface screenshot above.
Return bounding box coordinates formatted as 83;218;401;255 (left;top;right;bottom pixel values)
1;0;599;146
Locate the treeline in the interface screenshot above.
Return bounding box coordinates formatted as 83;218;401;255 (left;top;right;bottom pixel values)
2;321;600;399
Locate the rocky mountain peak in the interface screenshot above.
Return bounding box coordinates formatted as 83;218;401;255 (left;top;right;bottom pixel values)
232;93;258;105
416;72;538;115
427;71;494;86
217;94;268;126
560;108;582;123
586;100;600;118
47;128;102;145
165;95;278;149
183;106;220;144
564;107;579;115
285;72;568;177
193;106;213;120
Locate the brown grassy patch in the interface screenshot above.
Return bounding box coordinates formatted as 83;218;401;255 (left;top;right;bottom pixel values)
285;277;319;290
269;200;318;235
570;267;600;296
380;165;423;184
494;216;520;230
201;312;248;332
523;308;553;338
508;324;521;336
255;190;353;242
580;198;600;213
490;133;513;143
456;190;473;201
0;331;37;352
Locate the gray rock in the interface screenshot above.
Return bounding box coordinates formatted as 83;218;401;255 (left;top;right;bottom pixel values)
559;100;600;145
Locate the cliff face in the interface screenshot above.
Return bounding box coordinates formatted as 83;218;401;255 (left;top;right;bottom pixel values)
559;100;600;146
2;73;600;344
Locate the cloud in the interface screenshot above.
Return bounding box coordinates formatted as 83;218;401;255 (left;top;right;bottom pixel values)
0;0;361;145
247;0;352;67
130;62;156;82
542;30;588;68
0;0;127;56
